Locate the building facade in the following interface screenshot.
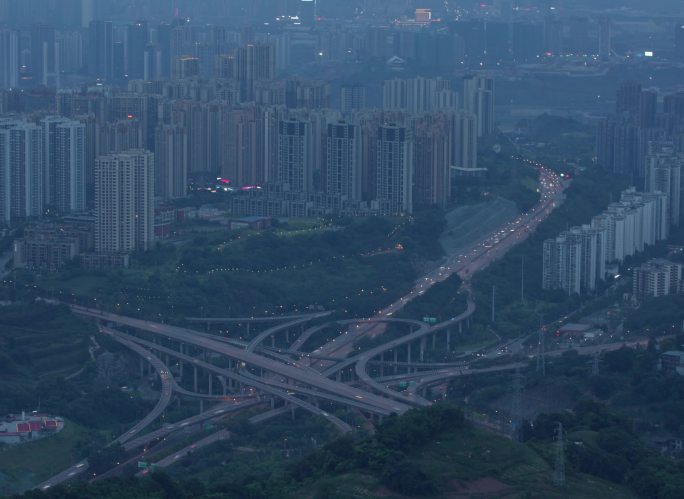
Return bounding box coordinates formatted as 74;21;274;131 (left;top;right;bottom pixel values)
95;150;154;253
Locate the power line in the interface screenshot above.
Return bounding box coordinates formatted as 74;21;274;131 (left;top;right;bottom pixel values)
554;422;566;487
536;316;546;376
510;368;524;441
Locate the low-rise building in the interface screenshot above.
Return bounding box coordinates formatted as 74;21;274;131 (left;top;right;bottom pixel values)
633;259;682;300
80;252;130;270
13;222;94;271
229;216;272;231
661;351;684;375
0;412;64;445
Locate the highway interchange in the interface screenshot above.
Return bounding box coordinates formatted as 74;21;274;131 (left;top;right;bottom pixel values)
41;160;567;490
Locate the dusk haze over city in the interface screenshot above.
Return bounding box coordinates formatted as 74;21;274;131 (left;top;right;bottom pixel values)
2;1;684;498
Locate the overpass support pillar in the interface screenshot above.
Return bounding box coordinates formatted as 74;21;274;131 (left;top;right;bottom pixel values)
291;405;296;420
271;336;276;348
219;376;227;396
179;360;183;379
459;321;462;334
246;323;250;336
407;343;412;364
165;353;169;367
140;357;144;378
432;333;436;350
420;337;426;362
208;374;213;396
285;329;290;344
447;329;451;352
200;399;204;413
194;367;198;393
270;397;275;409
336;371;341;382
393;350;398;374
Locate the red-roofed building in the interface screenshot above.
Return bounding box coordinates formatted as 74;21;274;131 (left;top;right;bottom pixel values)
0;413;64;444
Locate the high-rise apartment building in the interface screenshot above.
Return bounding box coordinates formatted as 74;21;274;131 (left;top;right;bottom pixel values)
599;16;612;60
44;119;86;213
143;43;162;81
0;29;19;89
154;124;188;199
222;105;267;187
88;20;114;82
41;117;85;211
463;75;495;137
95;150;154;253
675;23;684;61
173;56;200;79
450;111;478;171
277;118;313;193
127;21;149;80
412;116;451;208
236;43;276;101
542;232;582;295
376;124;413;214
383;77;455;113
340;85;366;114
325;121;361;201
30;23;58;87
0;120;43;224
645;143;682;227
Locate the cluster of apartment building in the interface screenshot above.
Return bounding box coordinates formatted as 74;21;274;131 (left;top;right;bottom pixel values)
543;188;671;295
597;80;684;182
1;72;492;241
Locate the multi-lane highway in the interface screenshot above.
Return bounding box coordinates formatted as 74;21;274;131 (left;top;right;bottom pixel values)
74;307;409;416
103;327;360;430
309;164;564;365
38;332;175;491
307;163;564;397
107;334;175;445
40;160;565;491
137;430;231;475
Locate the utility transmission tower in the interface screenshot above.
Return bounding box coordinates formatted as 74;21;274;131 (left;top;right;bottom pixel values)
510;369;524;441
554;422;566;487
536;317;546;376
520;257;525;303
591;352;600;376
